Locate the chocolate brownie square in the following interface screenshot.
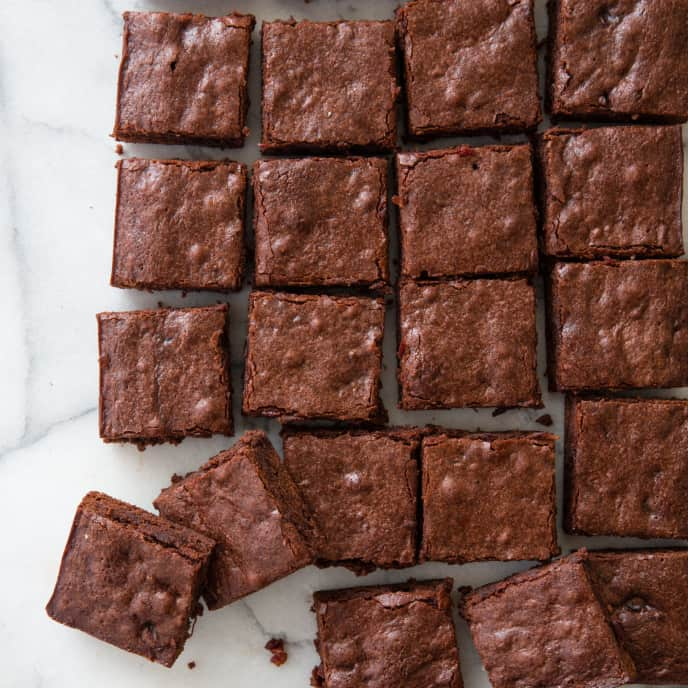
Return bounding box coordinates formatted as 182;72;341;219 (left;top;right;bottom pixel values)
538;126;684;258
587;549;688;684
283;428;420;573
547;0;688;122
312;579;461;688
396;145;538;278
113;12;255;146
461;552;636;688
111;159;247;291
421;432;558;563
565;396;688;538
545;260;688;391
46;492;214;667
97;305;231;447
261;20;398;153
253;157;389;288
396;0;541;137
243;292;385;422
398;279;540;409
154;431;313;610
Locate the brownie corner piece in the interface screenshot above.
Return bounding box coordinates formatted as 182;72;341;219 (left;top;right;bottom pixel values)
114;11;255;146
46;491;214;667
154;431;314;610
260;20;398;153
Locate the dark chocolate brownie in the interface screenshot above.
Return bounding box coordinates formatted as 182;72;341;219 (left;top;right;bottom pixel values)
154;431;313;610
545;260;688;391
398;279;541;409
547;0;688;122
261;20;398;153
461;552;636;688
312;579;461;688
538;126;684;258
396;145;538;278
396;0;541;137
97;305;232;446
587;549;688;684
111;159;247;291
243;292;386;423
421;432;558;563
253;157;389;288
283;428;420;573
565;396;688;538
46;492;214;667
113;12;255;146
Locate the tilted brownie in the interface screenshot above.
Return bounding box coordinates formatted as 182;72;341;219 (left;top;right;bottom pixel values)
538;126;684;258
243;292;386;423
547;0;688;122
154;431;314;610
312;579;461;688
421;432;558;563
261;20;398;153
396;145;538;278
545;260;688;391
113;12;255;146
398;279;540;409
97;305;232;447
461;552;636;688
46;492;214;667
565;396;688;539
112;159;247;291
396;0;540;137
253;157;389;289
587;549;688;684
283;428;420;573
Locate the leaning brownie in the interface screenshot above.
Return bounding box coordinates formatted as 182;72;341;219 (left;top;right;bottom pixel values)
538;126;684;258
112;159;247;291
154;431;314;610
565;396;688;538
545;260;688;391
97;305;231;446
547;0;688;122
261;20;398;153
114;12;255;146
461;552;636;688
396;0;540;137
587;549;688;684
312;579;461;688
46;492;214;667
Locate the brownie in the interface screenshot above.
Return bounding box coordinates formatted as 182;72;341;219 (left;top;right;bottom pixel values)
154;431;313;610
261;20;398;153
46;492;214;667
545;260;688;392
253;157;389;288
538;126;684;258
547;0;688;123
565;396;688;539
243;292;386;423
461;552;636;688
398;279;540;409
396;145;538;278
113;12;255;146
587;549;688;684
421;432;558;563
97;305;231;446
312;579;461;688
111;159;247;292
396;0;540;137
283;428;420;573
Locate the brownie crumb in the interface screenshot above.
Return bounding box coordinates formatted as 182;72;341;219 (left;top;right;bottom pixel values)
115;143;123;154
492;407;508;417
187;661;196;670
265;638;288;666
536;414;554;427
310;665;325;687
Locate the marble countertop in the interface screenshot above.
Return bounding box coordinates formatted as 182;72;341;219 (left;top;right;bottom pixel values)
1;1;686;686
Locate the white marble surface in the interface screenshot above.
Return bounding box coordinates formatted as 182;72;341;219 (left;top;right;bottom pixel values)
1;1;687;686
